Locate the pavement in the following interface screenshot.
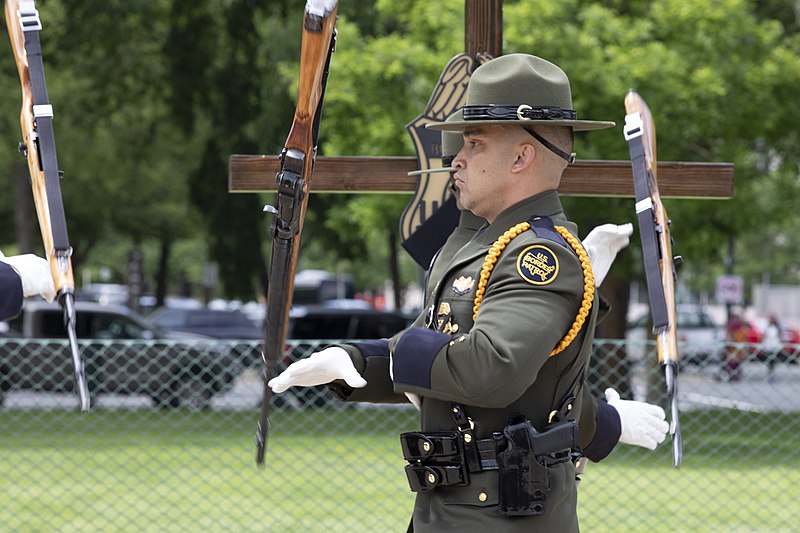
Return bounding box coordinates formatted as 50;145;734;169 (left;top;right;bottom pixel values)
4;362;800;413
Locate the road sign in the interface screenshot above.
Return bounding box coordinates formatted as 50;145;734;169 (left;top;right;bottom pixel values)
716;275;744;304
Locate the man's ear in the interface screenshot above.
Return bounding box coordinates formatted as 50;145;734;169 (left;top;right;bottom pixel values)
511;142;536;173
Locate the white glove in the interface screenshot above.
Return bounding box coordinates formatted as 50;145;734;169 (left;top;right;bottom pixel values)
268;346;367;393
605;388;669;450
583;223;633;287
0;252;56;302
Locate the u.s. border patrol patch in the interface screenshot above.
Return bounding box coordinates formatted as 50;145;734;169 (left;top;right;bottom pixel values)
517;245;559;285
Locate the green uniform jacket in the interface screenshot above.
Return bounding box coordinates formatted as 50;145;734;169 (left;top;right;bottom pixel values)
340;191;599;532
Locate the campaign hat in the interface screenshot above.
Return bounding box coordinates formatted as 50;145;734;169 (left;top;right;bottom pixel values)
427;54;615;132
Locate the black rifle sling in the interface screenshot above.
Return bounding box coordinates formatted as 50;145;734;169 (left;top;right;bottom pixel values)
627;131;669;331
21;8;70;251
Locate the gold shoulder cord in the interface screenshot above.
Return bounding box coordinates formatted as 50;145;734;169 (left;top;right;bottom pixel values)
472;223;595;356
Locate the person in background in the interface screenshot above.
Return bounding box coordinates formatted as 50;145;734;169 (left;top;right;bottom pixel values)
722;310;749;382
760;314;784;382
0;251;56;321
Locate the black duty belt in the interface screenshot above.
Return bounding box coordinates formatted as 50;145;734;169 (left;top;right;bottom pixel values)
400;430;571;492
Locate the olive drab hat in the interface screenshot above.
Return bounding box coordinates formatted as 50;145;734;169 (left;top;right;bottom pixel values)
427;54;615;132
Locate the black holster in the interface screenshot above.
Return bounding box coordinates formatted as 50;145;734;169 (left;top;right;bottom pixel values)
497;416;578;516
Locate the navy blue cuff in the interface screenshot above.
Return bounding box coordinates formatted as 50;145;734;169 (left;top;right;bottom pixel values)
351;339;390;358
0;262;24;321
582;399;622;462
392;327;451;390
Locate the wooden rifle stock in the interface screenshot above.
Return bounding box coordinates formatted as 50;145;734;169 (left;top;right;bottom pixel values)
624;91;682;467
256;0;339;466
5;0;90;412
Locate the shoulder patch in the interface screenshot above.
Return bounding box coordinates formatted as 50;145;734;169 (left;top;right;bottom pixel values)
516;244;559;285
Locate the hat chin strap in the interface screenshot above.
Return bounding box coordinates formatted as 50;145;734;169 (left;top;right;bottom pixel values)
522;126;576;164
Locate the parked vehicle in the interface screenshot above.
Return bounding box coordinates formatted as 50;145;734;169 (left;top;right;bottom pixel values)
147;307;262;339
626;304;725;366
0;301;246;409
286;300;411;345
148;306;264;368
291;269;355;305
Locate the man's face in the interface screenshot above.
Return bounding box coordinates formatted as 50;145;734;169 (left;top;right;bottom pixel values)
451;125;523;222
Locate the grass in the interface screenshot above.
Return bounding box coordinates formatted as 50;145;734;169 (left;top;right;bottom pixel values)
0;407;798;532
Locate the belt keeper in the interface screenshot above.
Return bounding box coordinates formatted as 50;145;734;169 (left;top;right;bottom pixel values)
451;403;482;473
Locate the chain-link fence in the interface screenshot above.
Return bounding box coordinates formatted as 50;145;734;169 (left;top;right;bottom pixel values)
1;337;799;532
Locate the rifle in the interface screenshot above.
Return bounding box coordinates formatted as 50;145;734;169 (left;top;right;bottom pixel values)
5;0;90;412
623;90;683;467
256;0;339;466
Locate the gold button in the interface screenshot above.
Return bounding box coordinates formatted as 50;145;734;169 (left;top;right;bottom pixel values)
427;473;436;484
463;434;472;443
478;492;487;502
422;442;431;452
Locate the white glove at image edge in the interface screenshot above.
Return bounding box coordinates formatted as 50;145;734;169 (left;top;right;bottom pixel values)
0;253;56;303
268;346;367;393
605;387;670;450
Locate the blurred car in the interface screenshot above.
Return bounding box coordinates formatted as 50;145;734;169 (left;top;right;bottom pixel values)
287;300;412;344
77;283;130;306
291;269;355;305
626;304;725;365
148;307;264;367
0;301;246;409
148;307;262;340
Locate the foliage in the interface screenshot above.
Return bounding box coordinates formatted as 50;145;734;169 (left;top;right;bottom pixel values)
501;0;800;296
1;0;799;306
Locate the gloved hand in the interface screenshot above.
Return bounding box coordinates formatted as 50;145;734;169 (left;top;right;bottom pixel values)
583;223;634;287
0;252;56;302
605;387;669;450
268;346;367;393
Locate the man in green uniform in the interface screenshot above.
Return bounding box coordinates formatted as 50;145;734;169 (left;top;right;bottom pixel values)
270;54;667;531
405;113;661;463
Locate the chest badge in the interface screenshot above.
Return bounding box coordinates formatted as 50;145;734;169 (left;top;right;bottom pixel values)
436;302;459;334
452;276;474;296
516;245;559;285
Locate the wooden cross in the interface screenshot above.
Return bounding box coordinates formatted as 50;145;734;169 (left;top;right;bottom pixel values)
229;1;733;200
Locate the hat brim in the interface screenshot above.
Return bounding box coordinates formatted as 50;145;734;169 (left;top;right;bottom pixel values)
427;119;615;132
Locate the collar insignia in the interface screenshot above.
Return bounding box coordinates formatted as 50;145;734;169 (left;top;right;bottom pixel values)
452;276;474;295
